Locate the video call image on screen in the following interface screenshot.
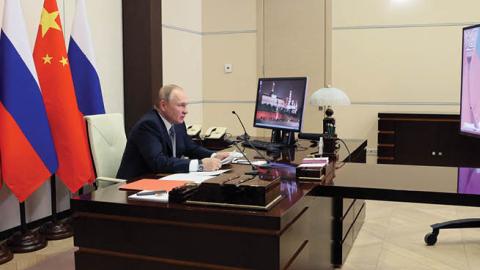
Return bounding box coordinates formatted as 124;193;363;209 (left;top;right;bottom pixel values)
254;78;307;131
458;167;480;195
461;26;480;136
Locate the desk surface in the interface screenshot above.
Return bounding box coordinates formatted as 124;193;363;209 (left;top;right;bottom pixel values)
314;163;480;207
73;138;366;230
71;138;366;270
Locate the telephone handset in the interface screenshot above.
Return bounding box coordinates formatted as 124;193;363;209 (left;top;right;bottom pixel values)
204;127;227;140
187;124;202;137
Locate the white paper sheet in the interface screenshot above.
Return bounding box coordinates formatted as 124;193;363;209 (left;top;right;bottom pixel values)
231;159;267;166
128;191;169;202
221;151;244;165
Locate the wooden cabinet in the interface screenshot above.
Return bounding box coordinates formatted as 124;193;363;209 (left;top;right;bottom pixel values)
378;113;480;167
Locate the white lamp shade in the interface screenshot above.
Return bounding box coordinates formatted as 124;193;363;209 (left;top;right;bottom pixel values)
309;87;351;106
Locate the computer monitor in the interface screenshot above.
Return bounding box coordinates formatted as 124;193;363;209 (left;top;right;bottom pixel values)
460;24;480;138
458;167;480;195
253;77;307;145
253;77;307;144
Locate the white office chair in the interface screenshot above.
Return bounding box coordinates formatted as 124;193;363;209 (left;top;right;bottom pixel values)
85;113;127;189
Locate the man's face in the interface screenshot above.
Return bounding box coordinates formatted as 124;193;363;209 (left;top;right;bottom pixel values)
160;89;188;124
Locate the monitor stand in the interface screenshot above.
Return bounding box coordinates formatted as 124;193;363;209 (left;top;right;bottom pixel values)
270;129;296;147
271;129;282;144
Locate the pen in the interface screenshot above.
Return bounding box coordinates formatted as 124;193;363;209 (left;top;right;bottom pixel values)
136;190;167;196
235;175;255;186
222;175;241;184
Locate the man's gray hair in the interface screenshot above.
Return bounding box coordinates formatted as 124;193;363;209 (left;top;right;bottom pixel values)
157;84;182;104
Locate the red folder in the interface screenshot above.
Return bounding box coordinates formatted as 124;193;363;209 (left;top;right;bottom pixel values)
119;179;189;192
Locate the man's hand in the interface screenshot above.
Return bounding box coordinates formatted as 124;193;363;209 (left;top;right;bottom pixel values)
201;158;222;171
214;152;231;160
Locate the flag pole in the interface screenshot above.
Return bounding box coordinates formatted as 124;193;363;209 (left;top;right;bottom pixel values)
7;202;47;253
0;241;13;265
41;175;73;240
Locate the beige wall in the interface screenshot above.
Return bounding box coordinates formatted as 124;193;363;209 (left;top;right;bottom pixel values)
201;0;258;137
261;0;327;134
332;0;480;148
162;0;258;137
162;0;204;127
0;0;123;232
162;0;327;138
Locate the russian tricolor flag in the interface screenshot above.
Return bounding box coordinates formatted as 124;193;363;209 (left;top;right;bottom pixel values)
68;0;105;116
0;0;58;202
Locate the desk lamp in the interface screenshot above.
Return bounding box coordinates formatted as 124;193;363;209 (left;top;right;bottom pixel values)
309;86;350;155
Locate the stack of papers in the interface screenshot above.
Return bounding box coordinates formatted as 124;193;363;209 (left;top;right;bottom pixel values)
128;191;169;202
121;179;190;203
297;157;329;168
119;179;189;191
231;159;268;166
160;170;230;184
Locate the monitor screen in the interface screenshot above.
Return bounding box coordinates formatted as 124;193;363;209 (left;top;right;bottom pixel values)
460;25;480;138
253;77;307;132
458;167;480;195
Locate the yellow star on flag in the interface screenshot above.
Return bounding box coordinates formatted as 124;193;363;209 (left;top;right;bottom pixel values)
59;56;69;67
42;54;53;64
40;8;61;37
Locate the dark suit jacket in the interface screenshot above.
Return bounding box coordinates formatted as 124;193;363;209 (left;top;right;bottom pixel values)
116;110;214;180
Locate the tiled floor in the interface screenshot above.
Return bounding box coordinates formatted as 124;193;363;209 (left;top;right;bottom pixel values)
0;238;74;270
1;203;480;269
340;201;480;270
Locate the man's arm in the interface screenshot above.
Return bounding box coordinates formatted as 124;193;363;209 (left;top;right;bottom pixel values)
134;120;190;173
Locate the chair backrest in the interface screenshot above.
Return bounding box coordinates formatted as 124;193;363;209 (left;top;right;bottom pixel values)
85;113;127;178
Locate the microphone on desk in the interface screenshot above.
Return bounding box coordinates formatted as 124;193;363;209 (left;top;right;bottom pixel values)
232;111;250;141
231;110;274;161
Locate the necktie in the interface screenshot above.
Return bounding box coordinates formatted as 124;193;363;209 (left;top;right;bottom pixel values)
169;126;176;157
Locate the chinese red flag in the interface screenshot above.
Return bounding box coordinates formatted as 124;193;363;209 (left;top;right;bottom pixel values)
33;0;95;192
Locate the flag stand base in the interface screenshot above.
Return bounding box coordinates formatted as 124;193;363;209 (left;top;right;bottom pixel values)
41;220;73;240
0;242;13;264
8;230;46;253
40;176;74;240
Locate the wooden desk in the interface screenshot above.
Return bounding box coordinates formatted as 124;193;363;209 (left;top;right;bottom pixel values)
313;163;480;207
72;139;367;270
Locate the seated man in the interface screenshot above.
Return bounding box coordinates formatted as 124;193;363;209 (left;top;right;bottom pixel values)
117;84;230;180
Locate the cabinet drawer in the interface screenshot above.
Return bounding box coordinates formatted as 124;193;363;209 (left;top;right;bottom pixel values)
378;119;395;130
378;131;395;144
377;145;394;157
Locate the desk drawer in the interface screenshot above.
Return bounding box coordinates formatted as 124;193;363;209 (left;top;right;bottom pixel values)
341;199;365;241
280;206;310;269
332;199;366;266
340;203;366;263
74;212;280;270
